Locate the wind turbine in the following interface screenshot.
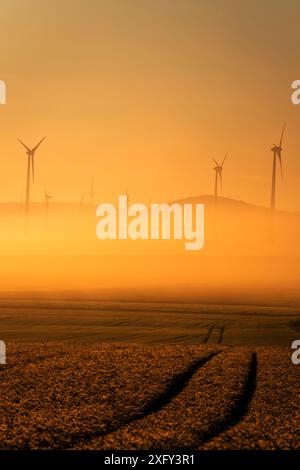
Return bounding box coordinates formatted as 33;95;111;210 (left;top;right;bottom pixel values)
270;123;285;210
18;137;46;212
212;153;227;198
44;189;52;209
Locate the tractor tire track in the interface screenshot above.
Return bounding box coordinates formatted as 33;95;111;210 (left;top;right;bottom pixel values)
202;325;215;343
74;348;253;450
218;325;225;344
0;344;222;450
203;324;225;344
202;348;299;450
65;350;220;448
198;351;257;447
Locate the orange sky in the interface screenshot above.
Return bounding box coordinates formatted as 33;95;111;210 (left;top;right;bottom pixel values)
0;0;300;210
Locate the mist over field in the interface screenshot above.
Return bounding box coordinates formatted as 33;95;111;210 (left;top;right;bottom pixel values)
0;196;299;306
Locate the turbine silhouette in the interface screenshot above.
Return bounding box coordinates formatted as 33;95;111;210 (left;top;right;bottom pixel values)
18;137;46;212
270;123;285;210
44;189;52;206
212;153;227;198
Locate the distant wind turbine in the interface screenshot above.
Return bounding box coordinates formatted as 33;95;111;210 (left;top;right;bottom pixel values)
212;153;227;198
270;123;285;210
18;137;46;212
44;189;52;208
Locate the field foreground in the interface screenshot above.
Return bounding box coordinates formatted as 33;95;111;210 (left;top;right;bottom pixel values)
0;343;299;450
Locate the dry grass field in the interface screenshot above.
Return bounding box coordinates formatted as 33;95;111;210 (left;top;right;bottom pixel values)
0;342;298;450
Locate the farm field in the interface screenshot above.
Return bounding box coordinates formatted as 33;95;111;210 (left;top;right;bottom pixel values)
0;343;298;450
0;298;299;346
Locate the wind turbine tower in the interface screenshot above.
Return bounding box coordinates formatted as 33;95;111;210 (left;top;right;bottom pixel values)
44;189;52;211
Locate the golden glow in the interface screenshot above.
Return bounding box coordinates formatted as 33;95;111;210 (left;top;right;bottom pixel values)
0;1;299;299
0;1;299;209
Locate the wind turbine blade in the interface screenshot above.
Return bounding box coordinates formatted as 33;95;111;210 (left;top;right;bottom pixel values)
212;158;219;166
33;136;46;152
18;139;31;152
31;155;35;183
221;152;228;166
279;122;286;147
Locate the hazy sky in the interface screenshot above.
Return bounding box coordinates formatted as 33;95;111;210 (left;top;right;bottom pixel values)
1;0;300;209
